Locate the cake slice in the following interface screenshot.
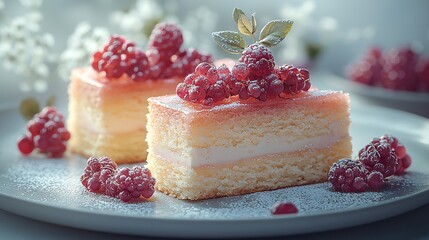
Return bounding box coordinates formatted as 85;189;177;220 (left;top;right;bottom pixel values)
68;67;182;163
146;90;352;200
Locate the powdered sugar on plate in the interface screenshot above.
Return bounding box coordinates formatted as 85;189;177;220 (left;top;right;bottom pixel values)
1;156;428;220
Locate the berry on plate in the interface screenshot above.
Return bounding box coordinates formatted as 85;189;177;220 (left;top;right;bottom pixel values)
17;107;70;158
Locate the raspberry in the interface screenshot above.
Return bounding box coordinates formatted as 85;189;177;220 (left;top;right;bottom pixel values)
126;50;150;81
17;136;34;155
358;138;397;178
347;47;382;86
207;82;228;101
231;63;249;81
148;23;183;63
379;134;411;175
92;36;137;79
271;202;298;215
396;154;412;175
366;171;384;191
239;43;275;78
276;65;311;95
379;134;406;159
217;64;231;75
80;156;117;193
18;107;70;158
187;85;206;102
266;74;284;96
247;81;263;98
416;57;429;92
105;166;155;202
195;62;212;76
328;158;369;192
380;47;419;91
177;62;230;106
164;49;213;78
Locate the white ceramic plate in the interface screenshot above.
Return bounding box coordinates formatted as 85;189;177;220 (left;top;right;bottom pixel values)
0;102;428;238
318;73;429;118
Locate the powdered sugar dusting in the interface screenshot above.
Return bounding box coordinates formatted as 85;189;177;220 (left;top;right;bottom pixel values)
1;157;428;220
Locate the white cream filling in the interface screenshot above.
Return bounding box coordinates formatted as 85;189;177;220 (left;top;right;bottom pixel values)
152;122;347;167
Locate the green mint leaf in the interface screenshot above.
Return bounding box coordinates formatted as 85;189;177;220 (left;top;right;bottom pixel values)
237;15;253;36
19;97;40;120
259;20;293;47
233;8;246;24
46;95;56;107
251;13;257;34
212;31;246;54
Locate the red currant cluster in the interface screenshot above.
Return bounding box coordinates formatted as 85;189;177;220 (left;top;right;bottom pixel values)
81;156;155;202
17;107;70;158
328;134;411;193
347;46;429;92
176;43;311;105
92;23;212;81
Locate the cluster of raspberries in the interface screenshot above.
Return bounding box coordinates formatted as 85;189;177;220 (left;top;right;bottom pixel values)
347;46;429;92
17;107;70;158
176;43;311;106
328;134;411;192
92;23;212;81
81;156;155;202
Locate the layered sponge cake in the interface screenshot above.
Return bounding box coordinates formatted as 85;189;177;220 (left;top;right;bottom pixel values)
147;90;352;200
68;68;182;163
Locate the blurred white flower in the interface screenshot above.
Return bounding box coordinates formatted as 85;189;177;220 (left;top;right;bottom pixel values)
181;6;218;53
0;2;56;92
110;0;163;43
57;22;110;80
0;0;4;13
280;0;338;66
19;0;42;9
110;0;217;53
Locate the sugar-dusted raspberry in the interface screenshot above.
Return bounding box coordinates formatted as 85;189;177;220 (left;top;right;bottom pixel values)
239;43;275;78
276;64;311;95
207;81;229;101
358;138;397;178
378;134;411;175
126;50;150;81
379;134;406;159
105;166;155;202
328;158;369;192
195;62;212;76
265;74;284;96
347;47;383;86
396;154;412;175
416;57;429;92
80;156;117;193
217;64;231;75
187;85;206;102
380;47;419;91
367;171;384;191
166;49;213;78
271;202;298;215
18;107;71;158
147;23;183;63
177;61;230;106
231;63;249;81
229;76;243;96
92;36;137;79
